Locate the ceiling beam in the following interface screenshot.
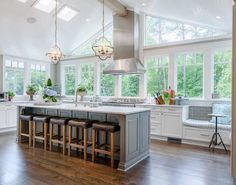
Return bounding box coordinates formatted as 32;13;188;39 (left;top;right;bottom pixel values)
98;0;128;17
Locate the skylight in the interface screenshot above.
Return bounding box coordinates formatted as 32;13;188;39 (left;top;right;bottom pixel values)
58;6;78;22
34;0;56;13
17;0;28;3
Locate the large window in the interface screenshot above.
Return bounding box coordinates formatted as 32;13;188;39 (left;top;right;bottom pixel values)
5;60;25;95
31;64;47;88
145;15;228;46
100;62;115;96
64;65;76;96
122;75;140;97
213;50;232;99
146;56;169;96
79;63;95;95
177;52;203;98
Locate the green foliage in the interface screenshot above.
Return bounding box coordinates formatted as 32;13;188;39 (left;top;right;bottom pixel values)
26;85;37;94
65;66;76;96
80;64;94;95
213;50;232;99
100;63;115;96
77;84;87;92
8;91;15;97
5;68;24;95
177;53;203;98
146;56;169;96
122;75;139;97
46;78;52;87
31;71;46;90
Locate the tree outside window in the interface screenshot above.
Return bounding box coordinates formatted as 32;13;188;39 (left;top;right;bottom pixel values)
31;64;47;89
146;56;169;96
213;50;232;99
100;62;115;96
122;75;140;97
64;66;76;96
177;53;203;98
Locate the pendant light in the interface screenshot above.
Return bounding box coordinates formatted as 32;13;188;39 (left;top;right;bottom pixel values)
92;0;113;61
46;0;64;64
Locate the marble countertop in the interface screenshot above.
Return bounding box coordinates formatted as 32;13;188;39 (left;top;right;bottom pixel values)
138;103;189;108
16;103;151;115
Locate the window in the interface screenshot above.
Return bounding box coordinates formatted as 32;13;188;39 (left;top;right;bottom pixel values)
5;60;25;95
31;64;47;88
122;75;140;97
100;62;115;96
213;50;232;99
177;52;203;98
79;63;95;96
72;24;113;57
146;56;169;96
145;15;228;46
64;65;76;96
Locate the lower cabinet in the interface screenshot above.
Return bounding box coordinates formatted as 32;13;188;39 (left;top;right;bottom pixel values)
0;105;17;131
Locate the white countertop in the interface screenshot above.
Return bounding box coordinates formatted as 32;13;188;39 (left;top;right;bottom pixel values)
16;103;151;115
138;103;189;108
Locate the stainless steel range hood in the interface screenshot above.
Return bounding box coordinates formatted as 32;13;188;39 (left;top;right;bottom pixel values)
103;10;146;75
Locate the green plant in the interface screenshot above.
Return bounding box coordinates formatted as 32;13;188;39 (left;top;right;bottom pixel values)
8;91;15;97
46;78;52;87
77;84;87;92
26;85;37;94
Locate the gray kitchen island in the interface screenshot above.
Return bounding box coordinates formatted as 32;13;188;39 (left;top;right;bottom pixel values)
16;103;151;171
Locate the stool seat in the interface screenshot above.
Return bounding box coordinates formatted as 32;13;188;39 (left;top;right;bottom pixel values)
20;114;34;121
33;115;53;123
93;122;120;132
50;117;71;125
68;119;99;128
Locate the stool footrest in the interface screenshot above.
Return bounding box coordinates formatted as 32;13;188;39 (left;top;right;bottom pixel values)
21;133;30;137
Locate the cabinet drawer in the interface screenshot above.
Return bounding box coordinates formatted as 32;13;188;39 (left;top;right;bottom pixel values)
162;108;182;114
151;124;161;135
183;127;212;142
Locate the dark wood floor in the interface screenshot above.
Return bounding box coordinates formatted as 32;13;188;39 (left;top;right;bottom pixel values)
0;133;235;185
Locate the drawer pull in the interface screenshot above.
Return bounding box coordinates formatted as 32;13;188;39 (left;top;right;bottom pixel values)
200;134;210;137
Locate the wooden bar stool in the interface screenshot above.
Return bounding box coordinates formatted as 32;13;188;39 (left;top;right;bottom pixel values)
19;114;34;147
92;122;120;168
49;117;71;155
32;115;52;150
68;119;99;160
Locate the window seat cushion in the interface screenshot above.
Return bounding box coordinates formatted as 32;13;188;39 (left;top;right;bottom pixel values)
183;119;231;131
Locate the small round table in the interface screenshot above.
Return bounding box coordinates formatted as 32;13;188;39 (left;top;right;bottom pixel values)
208;114;227;151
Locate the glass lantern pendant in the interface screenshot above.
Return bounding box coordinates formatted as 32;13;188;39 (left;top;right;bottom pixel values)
46;0;64;64
92;0;113;61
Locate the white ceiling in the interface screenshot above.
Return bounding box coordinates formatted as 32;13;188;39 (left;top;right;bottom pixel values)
0;0;233;61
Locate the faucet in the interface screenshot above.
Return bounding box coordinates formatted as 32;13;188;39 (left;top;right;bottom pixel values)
75;88;79;107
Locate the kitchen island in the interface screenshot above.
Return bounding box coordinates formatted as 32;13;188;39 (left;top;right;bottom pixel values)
16;103;151;171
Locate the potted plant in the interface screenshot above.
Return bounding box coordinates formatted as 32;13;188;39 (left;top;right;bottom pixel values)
26;85;37;101
76;84;87;101
8;91;15;101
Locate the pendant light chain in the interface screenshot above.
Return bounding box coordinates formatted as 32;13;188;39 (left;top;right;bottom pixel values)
55;0;58;45
102;0;105;38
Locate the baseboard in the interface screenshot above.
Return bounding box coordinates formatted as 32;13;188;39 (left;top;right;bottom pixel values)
0;127;17;135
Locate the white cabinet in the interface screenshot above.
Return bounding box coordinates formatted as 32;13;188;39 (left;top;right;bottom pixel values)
137;105;188;138
162;112;182;138
0;104;17;132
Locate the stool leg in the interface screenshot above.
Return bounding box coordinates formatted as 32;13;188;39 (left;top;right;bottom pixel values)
68;126;72;156
33;121;36;148
19;120;22;143
44;122;48;150
84;128;88;161
58;125;61;149
111;132;115;168
29;121;32;147
92;129;96;162
49;124;53;152
62;125;66;155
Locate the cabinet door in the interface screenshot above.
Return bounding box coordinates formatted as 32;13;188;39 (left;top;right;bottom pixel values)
7;106;17;127
161;113;182;138
0;107;7;128
150;111;162;135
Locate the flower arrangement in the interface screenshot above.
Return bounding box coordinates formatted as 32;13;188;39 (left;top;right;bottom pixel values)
26;85;37;101
42;78;58;102
8;91;15;101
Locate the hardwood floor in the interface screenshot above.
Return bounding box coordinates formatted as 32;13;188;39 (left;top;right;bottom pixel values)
0;133;235;185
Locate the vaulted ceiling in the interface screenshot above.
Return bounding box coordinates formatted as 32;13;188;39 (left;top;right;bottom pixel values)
0;0;232;61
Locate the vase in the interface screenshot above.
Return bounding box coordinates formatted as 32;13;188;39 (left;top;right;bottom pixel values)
78;91;87;101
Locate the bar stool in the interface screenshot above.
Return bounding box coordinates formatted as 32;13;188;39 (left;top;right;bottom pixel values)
68;119;99;160
19;114;34;147
92;122;120;168
32;115;52;150
49;117;71;155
